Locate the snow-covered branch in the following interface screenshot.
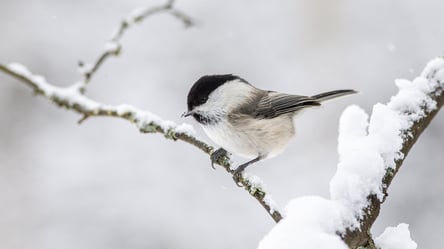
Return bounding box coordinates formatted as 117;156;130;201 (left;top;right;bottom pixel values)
0;0;282;224
338;58;444;248
259;57;444;249
0;62;197;137
0;62;281;223
4;0;440;246
78;0;193;84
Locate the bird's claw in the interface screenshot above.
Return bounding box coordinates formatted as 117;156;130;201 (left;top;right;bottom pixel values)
210;148;230;169
232;167;245;187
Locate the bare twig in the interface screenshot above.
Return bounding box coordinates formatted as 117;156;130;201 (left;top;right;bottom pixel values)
78;0;194;84
0;62;282;223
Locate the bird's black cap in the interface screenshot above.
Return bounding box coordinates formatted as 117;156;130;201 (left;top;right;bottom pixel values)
187;74;247;111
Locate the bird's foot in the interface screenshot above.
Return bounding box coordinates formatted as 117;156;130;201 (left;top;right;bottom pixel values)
231;156;262;187
210;148;230;169
232;167;245;187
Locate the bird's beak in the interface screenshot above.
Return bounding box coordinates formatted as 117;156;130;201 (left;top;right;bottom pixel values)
181;111;193;118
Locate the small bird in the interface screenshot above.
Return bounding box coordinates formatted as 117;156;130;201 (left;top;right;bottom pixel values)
182;74;356;184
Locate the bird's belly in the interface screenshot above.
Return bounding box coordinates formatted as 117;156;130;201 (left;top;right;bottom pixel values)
203;122;256;158
202;118;295;159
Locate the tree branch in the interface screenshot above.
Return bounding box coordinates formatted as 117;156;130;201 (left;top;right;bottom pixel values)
78;0;193;85
258;58;444;249
342;58;444;248
0;0;281;224
0;62;282;223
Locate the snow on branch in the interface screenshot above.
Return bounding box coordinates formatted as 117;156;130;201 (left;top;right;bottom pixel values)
259;57;444;249
0;63;282;223
78;0;193;84
375;223;417;249
337;58;444;248
0;0;282;223
1;63;196;136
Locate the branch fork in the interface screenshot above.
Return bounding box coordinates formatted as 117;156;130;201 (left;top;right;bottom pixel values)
0;0;282;226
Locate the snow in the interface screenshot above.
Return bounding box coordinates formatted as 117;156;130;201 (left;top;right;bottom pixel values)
390;78;436;119
8;55;444;249
56;85;101;110
258;57;444;249
422;58;444;85
375;224;417;249
103;41;120;53
9;62;57;96
242;173;279;214
331;105;385;227
258;197;348;249
116;104;138;116
174;123;196;136
263;194;278;214
125;7;146;24
330;57;444;228
244;174;265;193
6;62;196;136
115;104;196;135
8;62;32;77
245;173;264;187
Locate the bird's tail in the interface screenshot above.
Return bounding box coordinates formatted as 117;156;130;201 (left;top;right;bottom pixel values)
311;89;357;102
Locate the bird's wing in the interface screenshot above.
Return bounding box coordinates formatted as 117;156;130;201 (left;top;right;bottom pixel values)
253;92;321;119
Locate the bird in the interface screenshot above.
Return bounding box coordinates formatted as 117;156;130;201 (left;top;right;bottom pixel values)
182;74;356;185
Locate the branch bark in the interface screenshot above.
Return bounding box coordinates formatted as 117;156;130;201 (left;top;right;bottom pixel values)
0;62;282;223
5;2;441;246
342;59;444;248
78;0;193;85
0;0;281;223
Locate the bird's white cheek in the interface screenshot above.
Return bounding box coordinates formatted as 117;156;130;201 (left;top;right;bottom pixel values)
193;80;258;114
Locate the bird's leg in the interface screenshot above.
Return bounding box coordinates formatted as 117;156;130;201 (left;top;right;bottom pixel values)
210;148;230;169
233;156;262;186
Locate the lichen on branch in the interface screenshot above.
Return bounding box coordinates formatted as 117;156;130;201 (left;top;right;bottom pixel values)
0;0;281;222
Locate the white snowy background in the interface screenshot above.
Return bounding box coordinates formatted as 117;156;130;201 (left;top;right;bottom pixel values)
0;0;443;249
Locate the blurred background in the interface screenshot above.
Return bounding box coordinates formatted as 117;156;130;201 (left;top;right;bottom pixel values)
0;0;443;248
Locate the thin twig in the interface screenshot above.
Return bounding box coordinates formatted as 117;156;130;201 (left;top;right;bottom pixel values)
0;62;282;223
78;0;194;84
0;0;281;224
